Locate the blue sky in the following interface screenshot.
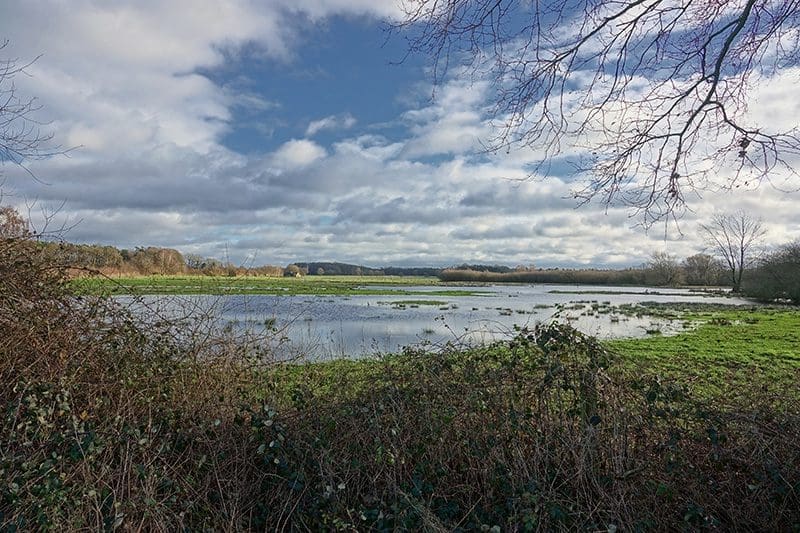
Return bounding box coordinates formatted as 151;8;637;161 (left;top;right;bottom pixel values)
1;1;798;268
210;15;425;155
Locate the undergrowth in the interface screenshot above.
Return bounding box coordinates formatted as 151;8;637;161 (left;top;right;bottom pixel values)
1;235;798;530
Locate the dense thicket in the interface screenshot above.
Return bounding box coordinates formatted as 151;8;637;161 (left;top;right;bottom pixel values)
743;241;800;304
0;233;274;529
440;267;649;285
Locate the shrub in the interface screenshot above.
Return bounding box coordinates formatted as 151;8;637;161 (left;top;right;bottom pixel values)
744;241;800;304
0;234;271;529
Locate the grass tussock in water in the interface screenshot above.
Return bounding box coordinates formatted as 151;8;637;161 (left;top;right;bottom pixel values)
1;236;799;531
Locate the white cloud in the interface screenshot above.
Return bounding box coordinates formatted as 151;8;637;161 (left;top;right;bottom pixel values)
271;139;327;169
0;1;400;159
401;79;492;158
227;91;281;112
305;113;357;136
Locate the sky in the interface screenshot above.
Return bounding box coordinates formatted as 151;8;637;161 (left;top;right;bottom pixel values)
1;0;798;268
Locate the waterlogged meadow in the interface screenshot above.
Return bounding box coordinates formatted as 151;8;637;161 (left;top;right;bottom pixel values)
3;241;799;530
113;281;750;358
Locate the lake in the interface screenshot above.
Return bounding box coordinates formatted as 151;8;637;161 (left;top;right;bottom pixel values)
119;284;749;359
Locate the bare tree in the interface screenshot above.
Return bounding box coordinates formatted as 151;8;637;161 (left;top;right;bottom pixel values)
394;1;800;225
1;41;67;242
646;250;683;286
700;210;765;292
682;253;723;286
1;40;60;179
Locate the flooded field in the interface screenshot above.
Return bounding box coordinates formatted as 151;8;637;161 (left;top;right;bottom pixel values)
120;284;749;358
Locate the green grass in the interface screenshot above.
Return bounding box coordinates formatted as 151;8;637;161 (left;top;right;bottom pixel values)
549;288;732;297
609;307;800;400
279;306;800;404
265;306;800;409
71;274;488;297
378;299;449;307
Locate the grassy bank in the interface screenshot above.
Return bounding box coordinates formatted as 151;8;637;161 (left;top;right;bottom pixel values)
3;240;798;530
71;274;487;297
610;306;800;400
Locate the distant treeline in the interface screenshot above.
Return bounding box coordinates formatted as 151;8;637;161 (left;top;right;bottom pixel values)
6;207;798;301
438;268;649;285
294;262;383;276
33;241;445;278
38;242;189;275
30;240;725;287
294;262;442;277
18;239;800;300
449;263;515;273
36;241;286;277
439;253;739;287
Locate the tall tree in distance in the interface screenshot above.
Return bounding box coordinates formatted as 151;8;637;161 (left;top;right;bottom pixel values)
682;253;723;286
700;210;766;292
646;251;683;286
0;205;28;239
394;1;800;225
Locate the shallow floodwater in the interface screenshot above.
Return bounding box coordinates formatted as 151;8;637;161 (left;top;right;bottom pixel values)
119;284;749;359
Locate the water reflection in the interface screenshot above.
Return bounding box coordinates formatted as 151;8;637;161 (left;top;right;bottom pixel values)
118;284;749;358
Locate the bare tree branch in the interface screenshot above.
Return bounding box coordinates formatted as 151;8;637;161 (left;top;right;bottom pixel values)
1;40;64;182
392;0;800;226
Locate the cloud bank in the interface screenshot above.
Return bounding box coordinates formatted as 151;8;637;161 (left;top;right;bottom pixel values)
1;1;798;267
